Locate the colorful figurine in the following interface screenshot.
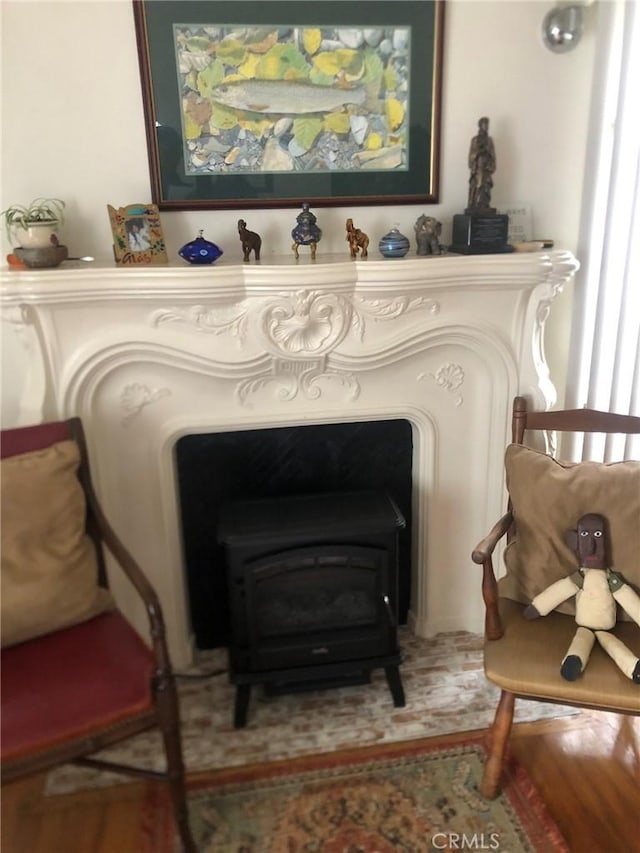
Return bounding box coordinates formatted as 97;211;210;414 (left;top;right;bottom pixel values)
291;203;322;260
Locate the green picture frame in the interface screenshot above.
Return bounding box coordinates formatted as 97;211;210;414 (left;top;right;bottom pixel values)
133;0;445;211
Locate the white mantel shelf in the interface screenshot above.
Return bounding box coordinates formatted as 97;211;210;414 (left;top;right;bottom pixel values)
2;250;576;298
1;250;579;666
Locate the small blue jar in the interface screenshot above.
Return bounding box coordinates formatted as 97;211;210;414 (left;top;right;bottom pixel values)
378;226;410;259
179;230;223;264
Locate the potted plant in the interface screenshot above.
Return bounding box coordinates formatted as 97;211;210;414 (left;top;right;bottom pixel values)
1;197;65;248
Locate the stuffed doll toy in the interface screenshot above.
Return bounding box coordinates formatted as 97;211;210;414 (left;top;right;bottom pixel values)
523;512;640;683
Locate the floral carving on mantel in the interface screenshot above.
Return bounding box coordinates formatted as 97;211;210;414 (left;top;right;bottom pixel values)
237;357;359;407
149;291;440;356
351;295;440;340
259;290;352;357
150;303;249;345
120;383;171;426
146;289;444;408
419;362;465;407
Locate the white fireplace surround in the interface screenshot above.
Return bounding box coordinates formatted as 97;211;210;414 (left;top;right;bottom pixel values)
1;251;578;667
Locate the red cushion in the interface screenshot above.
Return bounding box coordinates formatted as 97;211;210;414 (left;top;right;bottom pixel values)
1;611;155;762
1;421;71;459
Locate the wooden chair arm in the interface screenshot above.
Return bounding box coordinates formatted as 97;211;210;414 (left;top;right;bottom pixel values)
472;511;513;564
67;418;167;645
86;485;171;660
67;414;172;669
471;511;513;641
91;497;175;676
87;490;160;610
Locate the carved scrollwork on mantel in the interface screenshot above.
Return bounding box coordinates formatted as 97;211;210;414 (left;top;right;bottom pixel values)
150;303;249;345
534;251;581;334
237;357;359;407
351;294;440;340
147;289;443;406
149;289;440;358
535;280;565;330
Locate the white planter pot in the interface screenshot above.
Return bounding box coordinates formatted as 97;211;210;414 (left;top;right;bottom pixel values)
12;221;61;249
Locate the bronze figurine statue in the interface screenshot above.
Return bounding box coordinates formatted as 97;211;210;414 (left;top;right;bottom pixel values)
450;117;512;255
345;218;369;259
237;219;261;261
467;116;496;212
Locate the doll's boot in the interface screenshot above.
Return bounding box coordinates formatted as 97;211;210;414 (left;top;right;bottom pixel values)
561;627;595;681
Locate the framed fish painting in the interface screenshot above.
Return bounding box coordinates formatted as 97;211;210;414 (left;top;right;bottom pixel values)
133;1;445;210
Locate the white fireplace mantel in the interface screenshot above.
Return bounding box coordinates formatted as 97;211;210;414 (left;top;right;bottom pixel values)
1;251;578;666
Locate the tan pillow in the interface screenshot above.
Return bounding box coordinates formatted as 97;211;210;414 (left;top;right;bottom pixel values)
1;439;113;647
500;444;640;619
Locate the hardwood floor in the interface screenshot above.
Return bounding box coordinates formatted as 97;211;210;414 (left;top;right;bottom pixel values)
2;709;638;853
509;709;639;853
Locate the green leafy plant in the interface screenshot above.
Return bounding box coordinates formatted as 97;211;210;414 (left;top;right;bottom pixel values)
1;197;65;240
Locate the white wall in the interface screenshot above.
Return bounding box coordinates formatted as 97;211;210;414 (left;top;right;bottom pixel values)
1;0;597;421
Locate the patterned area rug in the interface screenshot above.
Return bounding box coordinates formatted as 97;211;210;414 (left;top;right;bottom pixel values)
144;735;568;852
46;630;577;795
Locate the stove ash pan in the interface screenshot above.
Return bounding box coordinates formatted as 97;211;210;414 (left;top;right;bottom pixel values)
218;490;407;727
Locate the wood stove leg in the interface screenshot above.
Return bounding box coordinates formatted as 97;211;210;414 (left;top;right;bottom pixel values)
384;665;406;707
234;684;251;728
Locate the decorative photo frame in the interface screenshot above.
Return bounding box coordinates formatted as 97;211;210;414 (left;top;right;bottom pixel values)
107;203;168;265
133;0;445;211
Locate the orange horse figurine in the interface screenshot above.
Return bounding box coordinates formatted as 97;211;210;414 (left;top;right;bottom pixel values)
346;218;369;259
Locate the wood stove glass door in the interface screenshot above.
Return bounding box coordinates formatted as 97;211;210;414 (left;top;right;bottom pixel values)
241;544;395;672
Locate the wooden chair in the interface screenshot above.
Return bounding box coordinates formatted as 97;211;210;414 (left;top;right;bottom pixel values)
472;396;640;798
0;418;196;852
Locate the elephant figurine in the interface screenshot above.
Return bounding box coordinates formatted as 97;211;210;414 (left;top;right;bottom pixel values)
346;218;369;259
414;215;443;256
238;219;261;261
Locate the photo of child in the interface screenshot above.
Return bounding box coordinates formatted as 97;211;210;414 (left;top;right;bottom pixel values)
126;218;151;251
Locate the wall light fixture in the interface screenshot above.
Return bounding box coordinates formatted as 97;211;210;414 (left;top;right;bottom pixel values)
542;4;584;53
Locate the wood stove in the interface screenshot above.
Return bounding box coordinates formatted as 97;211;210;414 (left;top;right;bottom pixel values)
218;490;406;727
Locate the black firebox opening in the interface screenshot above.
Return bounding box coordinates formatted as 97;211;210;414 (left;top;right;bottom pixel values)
176;419;413;648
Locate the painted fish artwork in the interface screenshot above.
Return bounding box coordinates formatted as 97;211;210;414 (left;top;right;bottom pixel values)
175;23;411;176
208;79;367;115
